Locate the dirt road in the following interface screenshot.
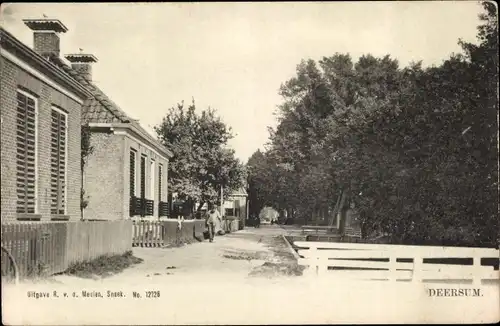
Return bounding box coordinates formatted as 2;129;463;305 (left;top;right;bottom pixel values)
3;225;498;325
91;224;304;285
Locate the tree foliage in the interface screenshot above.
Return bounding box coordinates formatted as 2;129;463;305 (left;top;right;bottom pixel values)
155;100;247;215
80;123;94;219
247;2;498;247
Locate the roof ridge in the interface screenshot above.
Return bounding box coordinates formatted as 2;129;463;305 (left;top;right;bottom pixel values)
86;85;164;147
83;81;168;153
130;119;162;146
45;58;127;124
1;26;172;156
87;83;130;123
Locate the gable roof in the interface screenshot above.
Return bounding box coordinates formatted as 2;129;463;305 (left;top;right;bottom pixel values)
230;186;248;197
49;57;173;158
0;27;92;101
1;26;172;159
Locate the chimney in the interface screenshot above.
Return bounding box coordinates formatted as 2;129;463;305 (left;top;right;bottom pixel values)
23;18;68;59
64;53;98;81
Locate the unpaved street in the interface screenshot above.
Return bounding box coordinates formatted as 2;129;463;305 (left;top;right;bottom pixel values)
92;224;303;284
3;225;498;325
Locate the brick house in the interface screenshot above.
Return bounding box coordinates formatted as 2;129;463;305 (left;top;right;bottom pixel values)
61;53;173;221
2;17;173;222
0;20;92;221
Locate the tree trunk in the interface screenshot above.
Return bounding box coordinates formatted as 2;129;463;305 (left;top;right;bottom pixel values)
329;191;343;227
338;192;349;238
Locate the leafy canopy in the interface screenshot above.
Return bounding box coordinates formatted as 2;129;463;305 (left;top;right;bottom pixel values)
155;100;246;209
247;2;498;247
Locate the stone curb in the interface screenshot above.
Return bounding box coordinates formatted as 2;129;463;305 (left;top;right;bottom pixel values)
281;234;301;261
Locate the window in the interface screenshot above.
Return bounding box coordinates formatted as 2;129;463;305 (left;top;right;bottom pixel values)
158;164;163;201
16;90;38;214
150;159;155;200
140;155;146;200
50;107;67;215
158;164;170;217
225;208;234;216
129;149;137;197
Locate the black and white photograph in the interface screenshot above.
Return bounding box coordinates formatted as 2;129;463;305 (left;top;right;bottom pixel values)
1;1;499;325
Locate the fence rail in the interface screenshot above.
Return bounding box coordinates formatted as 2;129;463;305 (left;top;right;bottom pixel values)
132;219;205;247
1;220;132;280
344;227;362;238
295;241;500;284
301;225;361;238
301;225;337;235
132;220;165;247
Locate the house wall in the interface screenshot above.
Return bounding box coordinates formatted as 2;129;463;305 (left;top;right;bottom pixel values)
224;195;248;219
241;197;248;220
0;56;82;221
83;131;125;220
124;134;169;219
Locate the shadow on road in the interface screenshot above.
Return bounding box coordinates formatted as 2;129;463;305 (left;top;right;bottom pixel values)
221;229;306;278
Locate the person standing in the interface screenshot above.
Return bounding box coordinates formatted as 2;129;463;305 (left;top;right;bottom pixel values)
205;204;221;242
255;215;260;228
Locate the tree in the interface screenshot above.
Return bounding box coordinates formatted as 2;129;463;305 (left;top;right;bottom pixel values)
255;2;498;246
154;100;247;217
266;53;403;225
246;149;266;216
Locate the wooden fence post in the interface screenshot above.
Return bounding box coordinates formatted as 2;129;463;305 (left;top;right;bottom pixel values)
133;220;137;247
317;252;328;277
412;255;422;283
310;246;319;276
388;254;397;282
472;256;481;286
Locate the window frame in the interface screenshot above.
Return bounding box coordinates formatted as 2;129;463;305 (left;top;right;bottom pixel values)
140;154;147;200
50;105;68;215
16;89;39;215
158;163;163;202
150;158;155;201
130;148;137;197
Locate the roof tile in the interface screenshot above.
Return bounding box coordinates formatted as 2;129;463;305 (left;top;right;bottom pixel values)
47;54;171;156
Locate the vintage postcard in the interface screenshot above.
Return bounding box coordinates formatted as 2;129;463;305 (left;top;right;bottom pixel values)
1;1;499;325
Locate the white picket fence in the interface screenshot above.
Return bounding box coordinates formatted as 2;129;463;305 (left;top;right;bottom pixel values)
295;241;500;285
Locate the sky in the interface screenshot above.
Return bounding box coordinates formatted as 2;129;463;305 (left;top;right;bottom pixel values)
0;2;484;162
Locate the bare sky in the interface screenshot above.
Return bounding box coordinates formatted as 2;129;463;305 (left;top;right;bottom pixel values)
1;2;483;162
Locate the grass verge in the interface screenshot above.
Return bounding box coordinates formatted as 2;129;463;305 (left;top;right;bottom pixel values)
64;250;143;279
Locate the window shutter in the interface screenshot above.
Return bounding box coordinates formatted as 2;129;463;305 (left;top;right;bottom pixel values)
129;150;136;197
129;150;137;217
50;109;67;215
140;155;146;216
140;155;146;200
16;92;37;214
158;164;162;202
149;159;155;201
